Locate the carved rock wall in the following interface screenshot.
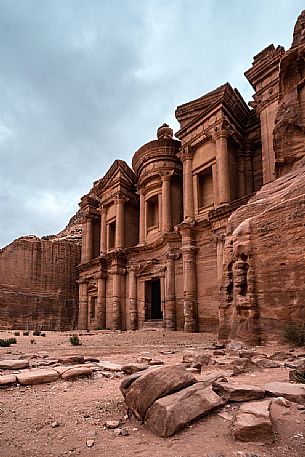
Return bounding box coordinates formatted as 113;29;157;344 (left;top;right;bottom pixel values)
0;215;82;330
219;158;305;344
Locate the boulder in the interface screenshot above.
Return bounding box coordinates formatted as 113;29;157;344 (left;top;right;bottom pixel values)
182;350;210;366
230;358;258;375
16;368;59;385
145;384;226;437
125;365;197;420
60;366;94;380
269;351;294;361
0;359;29;370
232;399;273;443
264;381;305;404
0;374;17;386
252;358;281;369
213;382;265;402
97;361;123;372
57;355;84;365
121;363;149;374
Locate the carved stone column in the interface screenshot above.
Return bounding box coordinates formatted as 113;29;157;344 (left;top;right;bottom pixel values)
161;173;173;232
81;218;87;263
96;272;107;329
139;191;145;244
110;253;126;330
179;146;195;220
213;233;225;288
176;220;197;332
83;215;93;262
99;206;107;254
128;267;138;330
165;251;178;330
78;280;88;329
215;128;230;204
158;193;162;230
115;196;125;249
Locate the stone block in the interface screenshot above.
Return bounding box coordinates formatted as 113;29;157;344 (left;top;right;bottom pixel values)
232;399;273;443
264;381;305;404
0;374;17;386
145;384;226;437
16;369;59;385
213;381;265;402
0;359;29;370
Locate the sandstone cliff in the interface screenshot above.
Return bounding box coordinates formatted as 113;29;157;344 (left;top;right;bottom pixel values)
0;213;82;330
219;158;305;345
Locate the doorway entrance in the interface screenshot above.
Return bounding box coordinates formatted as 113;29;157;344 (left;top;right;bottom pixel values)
145;278;162;320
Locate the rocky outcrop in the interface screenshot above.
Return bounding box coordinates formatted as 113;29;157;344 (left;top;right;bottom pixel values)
219;158;305;344
0;212;82;330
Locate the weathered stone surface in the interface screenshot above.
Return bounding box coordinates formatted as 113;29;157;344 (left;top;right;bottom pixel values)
125;365;197;420
0;211;81;330
213;382;265;402
232;400;273;443
57;355;84;365
97;361;123;372
0;359;29;370
145;384;226;437
230;358;258;375
252;358;281;369
264;381;305;404
121;363;149;374
0;374;17;386
16;368;59;385
60;366;93;380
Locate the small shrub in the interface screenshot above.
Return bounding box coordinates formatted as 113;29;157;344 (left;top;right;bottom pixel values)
30;338;36;344
0;338;12;347
7;337;17;344
23;331;30;336
40;332;46;337
70;334;82;346
33;330;41;336
283;322;305;346
14;331;20;336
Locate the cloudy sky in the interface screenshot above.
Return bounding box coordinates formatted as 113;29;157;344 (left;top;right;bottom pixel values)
0;0;303;247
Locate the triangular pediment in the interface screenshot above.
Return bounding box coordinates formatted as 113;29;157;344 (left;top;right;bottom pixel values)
93;160;137;196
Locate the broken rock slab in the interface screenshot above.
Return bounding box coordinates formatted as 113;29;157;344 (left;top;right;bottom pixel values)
182;350;210;366
16;368;59;385
0;374;17;386
145;383;226;437
57;355;84;365
0;359;29;370
232;399;273;443
264;381;305;404
97;361;123;372
121;363;149;374
125;365;197;420
60;366;94;380
213;382;265;402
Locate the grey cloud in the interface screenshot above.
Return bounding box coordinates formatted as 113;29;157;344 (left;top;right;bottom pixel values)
0;0;304;246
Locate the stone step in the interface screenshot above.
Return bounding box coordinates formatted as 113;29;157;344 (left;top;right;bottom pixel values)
141;320;164;330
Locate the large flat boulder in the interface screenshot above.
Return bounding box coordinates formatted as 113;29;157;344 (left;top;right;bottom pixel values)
97;361;123;372
57;355;84;365
0;374;17;386
16;368;59;385
125;365;197;420
145;383;226;437
232;399;273;443
0;359;29;370
121;363;149;374
264;381;305;404
60;366;93;380
213;382;265;402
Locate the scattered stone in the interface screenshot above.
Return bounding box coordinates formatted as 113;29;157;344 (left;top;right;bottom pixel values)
213;382;265;402
264;381;305;404
51;421;60;428
148;360;164;366
84;356;100;363
97;361;123;372
113;427;129;436
232;399;273;443
0;359;29;370
252;358;281;368
0;374;17;386
226;342;244;351
145;384;226;437
239;350;259;359
121;363;149;374
16;368;59;385
57;355;84;365
86;440;94;447
200;373;228;386
186;367;200;373
159;350;175;355
214;350;226;356
105;420;120;429
230;358;258;375
182;350;210;366
125;365;197;420
61;366;93;380
136;357;152;363
272;397;291;407
269;351;293;361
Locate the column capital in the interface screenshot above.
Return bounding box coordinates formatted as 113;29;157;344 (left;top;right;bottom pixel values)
213;126;231;142
166;251;181;261
177;145;193;162
159;170;174;182
114;193;128;205
98;204;108;215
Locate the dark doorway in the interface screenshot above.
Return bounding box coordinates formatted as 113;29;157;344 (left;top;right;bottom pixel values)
145;278;162;320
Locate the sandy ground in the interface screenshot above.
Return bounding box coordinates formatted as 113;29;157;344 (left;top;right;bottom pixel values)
0;329;305;457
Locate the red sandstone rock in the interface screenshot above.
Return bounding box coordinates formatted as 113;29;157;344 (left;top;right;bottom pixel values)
16;368;59;385
232;399;273;443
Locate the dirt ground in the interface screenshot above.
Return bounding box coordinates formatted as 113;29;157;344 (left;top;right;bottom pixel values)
0;329;305;457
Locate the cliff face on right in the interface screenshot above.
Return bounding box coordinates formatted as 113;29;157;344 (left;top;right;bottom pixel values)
219;157;305;344
219;11;305;345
